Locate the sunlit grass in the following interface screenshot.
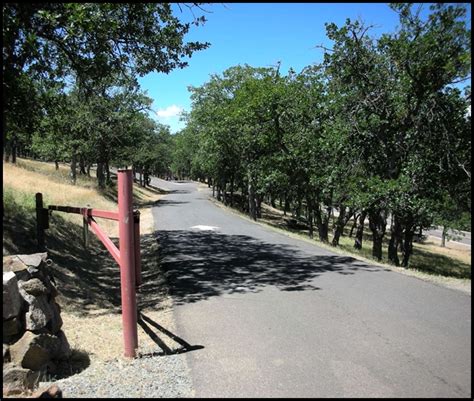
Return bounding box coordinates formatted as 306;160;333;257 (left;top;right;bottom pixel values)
258;199;471;279
3;158;161;238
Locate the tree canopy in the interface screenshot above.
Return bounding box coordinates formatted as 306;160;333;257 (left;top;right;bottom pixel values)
171;3;471;267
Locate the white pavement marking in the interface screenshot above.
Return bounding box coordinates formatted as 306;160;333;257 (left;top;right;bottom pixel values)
190;225;220;231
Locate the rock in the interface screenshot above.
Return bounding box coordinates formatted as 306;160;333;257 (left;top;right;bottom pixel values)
2;363;40;391
24;295;53;331
47;301;63;334
19;278;49;297
3;316;23;342
56;330;72;360
3;255;32;281
46;279;59;299
9;332;52;370
9;331;70;370
3;253;49;282
3;271;23;319
16;253;48;269
3;344;10;363
31;384;62;398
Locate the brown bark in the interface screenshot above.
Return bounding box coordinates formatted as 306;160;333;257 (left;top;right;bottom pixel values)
70;152;77;185
96;162;106;189
401;227;415;267
332;207;353;247
79;156;86;175
354;211;367;250
388;215;402;266
349;213;360;238
248;171;257;221
368;209;387;261
315;205;330;243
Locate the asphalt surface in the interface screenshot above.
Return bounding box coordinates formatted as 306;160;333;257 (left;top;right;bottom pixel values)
425;227;471;247
151;178;471;398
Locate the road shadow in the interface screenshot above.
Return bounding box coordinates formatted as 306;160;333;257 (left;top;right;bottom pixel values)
164;189;191;194
137;312;204;357
141;182;169;195
156;199;189;207
156;230;384;305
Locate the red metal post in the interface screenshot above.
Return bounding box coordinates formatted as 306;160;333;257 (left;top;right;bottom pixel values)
117;169;138;358
134;211;142;289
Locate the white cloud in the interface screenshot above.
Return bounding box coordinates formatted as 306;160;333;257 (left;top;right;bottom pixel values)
156;104;183;119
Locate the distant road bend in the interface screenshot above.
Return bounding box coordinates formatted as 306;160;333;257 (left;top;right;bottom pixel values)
151;177;471;398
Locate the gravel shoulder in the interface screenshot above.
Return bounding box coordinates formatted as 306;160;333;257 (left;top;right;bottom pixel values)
38;293;195;398
35;227;196;397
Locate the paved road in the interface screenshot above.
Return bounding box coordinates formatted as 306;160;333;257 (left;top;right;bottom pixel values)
151;178;471;398
425;227;471;247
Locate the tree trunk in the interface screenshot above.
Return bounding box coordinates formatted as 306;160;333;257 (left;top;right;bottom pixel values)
79;156;86;175
307;198;314;239
401;226;415;267
388;214;402;266
86;163;91;177
332;206;353;247
368;209;387;261
96;162;106;189
256;194;262;219
230;178;234;207
441;225;447;247
105;161;111;185
10;136;17;163
295;198;302;219
349;213;360;238
248;172;257;221
70;153;77;185
3;115;10;162
284;195;290;216
247;171;257;221
354;211;367;249
55;161;59;170
4;148;10;162
315;206;329;243
143;169;150;187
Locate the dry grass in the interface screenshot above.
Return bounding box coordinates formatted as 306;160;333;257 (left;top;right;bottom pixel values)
61;304;177;362
260;202;471;265
3;159;161;237
420;237;471;264
4;161;118;236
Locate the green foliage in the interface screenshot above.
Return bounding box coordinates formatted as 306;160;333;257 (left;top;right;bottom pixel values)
3;2;210;170
173;3;471;268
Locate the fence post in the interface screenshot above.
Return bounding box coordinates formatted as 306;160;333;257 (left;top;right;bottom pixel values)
117;169;138;358
134;210;142;289
82;209;90;249
35;193;45;251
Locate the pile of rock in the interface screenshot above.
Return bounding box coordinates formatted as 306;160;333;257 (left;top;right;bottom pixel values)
3;253;71;395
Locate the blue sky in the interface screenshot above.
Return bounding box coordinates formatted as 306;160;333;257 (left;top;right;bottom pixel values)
138;2;471;133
